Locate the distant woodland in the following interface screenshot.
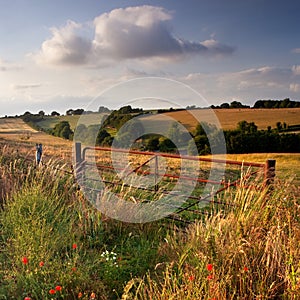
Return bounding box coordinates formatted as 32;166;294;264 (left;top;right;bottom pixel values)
19;99;300;154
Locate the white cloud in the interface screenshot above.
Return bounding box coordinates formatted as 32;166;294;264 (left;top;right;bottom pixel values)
36;20;92;66
291;48;300;54
182;65;300;103
34;5;235;67
290;83;300;93
0;58;22;71
292;65;300;75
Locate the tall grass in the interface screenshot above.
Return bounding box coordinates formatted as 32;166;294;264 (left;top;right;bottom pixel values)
1;145;299;299
0;149;166;299
122;179;300;299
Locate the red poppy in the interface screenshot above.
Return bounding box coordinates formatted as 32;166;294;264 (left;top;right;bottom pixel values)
90;292;96;299
55;285;62;292
207;274;214;280
39;261;44;267
188;275;195;281
206;264;213;272
243;267;249;272
72;267;77;272
78;292;83;298
72;243;77;249
24;297;31;300
49;289;56;294
22;257;29;265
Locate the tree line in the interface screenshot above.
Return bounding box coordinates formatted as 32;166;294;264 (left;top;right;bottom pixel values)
209;98;300;109
21;106;300;154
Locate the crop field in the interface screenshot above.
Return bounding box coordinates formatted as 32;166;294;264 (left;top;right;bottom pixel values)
140;108;300;132
0;118;73;161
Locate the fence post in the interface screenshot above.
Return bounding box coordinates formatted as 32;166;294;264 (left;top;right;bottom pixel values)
74;142;84;185
154;154;158;192
264;159;276;186
75;142;82;166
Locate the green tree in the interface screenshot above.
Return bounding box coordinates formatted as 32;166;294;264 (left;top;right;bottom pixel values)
159;138;176;153
96;129;111;146
237;120;258;134
145;136;160;151
52;121;73;140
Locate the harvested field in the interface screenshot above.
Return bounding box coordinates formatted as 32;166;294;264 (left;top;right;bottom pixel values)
140;108;300;131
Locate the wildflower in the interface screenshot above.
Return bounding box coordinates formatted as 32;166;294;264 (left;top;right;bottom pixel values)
39;261;44;267
55;285;62;292
24;297;31;300
78;292;83;298
206;264;213;272
72;243;78;249
188;275;195;281
90;292;96;299
72;267;77;272
243;267;249;272
49;289;56;294
22;257;29;265
207;274;214;280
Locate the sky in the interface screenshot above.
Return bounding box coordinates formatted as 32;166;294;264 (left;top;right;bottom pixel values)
0;0;300;116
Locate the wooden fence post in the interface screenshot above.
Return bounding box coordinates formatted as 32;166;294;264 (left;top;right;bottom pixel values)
75;142;82;166
74;142;84;184
154;154;159;192
264;159;276;186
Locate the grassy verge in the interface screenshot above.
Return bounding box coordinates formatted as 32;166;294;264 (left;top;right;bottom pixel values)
0;153;165;299
0;146;299;299
123;178;300;299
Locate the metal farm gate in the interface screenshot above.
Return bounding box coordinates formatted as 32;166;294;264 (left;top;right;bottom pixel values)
74;143;276;224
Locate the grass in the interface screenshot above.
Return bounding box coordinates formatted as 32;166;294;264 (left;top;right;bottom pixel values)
0;149;167;299
221;153;300;184
122;179;300;299
0;115;299;299
36;113;107;131
0;144;300;299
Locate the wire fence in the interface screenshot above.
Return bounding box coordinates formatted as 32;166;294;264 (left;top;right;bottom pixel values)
0;139;276;224
75;143;276;224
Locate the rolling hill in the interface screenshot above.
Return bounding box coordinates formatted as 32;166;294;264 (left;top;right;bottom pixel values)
140;108;300;132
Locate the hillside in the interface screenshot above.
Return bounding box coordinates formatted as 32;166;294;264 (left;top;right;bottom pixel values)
140;108;300;131
0;118;72;160
36;113;108;130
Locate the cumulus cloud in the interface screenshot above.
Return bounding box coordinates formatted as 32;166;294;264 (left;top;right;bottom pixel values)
36;20;92;66
35;5;235;67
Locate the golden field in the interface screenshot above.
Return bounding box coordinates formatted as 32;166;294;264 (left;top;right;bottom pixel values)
140;107;300;131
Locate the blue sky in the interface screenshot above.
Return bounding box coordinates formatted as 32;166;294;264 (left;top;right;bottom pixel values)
0;0;300;116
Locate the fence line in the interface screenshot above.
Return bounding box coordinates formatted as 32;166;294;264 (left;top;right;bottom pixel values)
75;143;275;187
74;142;276;223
